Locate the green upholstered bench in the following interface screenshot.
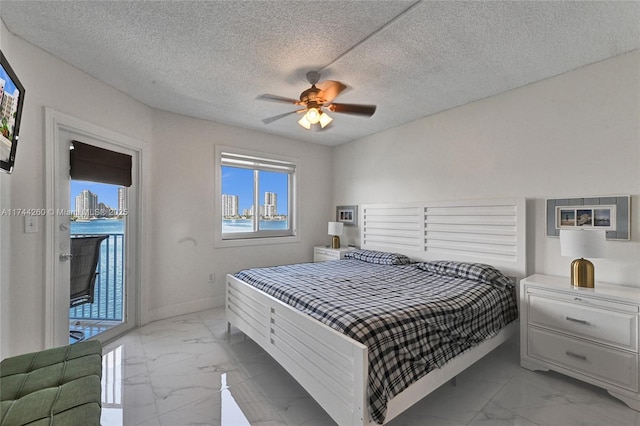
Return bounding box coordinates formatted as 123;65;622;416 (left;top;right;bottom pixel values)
0;340;102;426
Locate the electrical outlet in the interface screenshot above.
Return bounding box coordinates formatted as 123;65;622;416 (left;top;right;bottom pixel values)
25;216;39;233
208;273;215;283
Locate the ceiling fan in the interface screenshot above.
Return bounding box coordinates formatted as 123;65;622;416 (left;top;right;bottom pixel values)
257;71;376;130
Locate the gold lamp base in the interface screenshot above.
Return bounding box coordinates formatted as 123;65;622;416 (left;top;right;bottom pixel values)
570;257;595;288
331;235;341;249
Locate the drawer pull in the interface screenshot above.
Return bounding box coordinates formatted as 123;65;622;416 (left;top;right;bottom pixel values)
565;316;589;325
565;351;588;361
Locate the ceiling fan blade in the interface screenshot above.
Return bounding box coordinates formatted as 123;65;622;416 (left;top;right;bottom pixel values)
316;80;347;103
257;94;299;104
328;103;376;117
261;110;302;125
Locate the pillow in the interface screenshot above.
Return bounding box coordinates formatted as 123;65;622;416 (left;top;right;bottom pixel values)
416;261;513;288
343;249;413;265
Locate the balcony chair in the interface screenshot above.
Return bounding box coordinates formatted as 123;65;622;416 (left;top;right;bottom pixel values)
69;235;109;341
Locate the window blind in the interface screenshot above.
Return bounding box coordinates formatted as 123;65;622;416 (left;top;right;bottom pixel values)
70;141;132;187
221;152;295;173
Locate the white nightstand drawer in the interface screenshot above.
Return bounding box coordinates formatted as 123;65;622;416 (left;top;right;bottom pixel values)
315;250;339;262
313;246;353;262
528;293;638;351
528;327;639;392
527;287;639;314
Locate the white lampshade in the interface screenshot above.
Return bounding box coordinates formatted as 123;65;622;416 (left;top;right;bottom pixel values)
560;229;605;258
328;221;344;236
298;115;311;129
306;108;321;124
319;111;333;128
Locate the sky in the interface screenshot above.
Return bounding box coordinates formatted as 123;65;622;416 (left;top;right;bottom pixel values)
71;180;120;209
221;167;288;215
0;64;19;95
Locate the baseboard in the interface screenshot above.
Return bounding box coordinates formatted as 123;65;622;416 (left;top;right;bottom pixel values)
146;296;221;323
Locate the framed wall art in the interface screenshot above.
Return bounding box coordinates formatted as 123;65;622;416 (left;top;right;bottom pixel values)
546;195;630;240
336;205;358;226
556;205;616;230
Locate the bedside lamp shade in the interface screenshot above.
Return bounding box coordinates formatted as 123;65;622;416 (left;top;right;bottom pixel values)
560;229;605;288
328;221;344;249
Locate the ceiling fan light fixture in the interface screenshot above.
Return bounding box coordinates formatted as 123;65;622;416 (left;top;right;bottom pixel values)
305;107;321;124
259;71;376;128
298;115;312;129
299;108;327;130
319;111;333;128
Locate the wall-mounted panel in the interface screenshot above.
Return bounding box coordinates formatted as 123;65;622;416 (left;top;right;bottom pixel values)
546;196;630;240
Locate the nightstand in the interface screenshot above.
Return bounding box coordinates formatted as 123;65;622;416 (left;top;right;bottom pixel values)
520;274;640;411
313;246;354;262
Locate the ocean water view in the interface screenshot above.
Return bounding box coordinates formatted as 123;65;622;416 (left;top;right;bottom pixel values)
71;218;124;235
223;219;288;233
70;219;124;321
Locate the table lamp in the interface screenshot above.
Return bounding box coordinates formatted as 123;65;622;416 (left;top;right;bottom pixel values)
560;229;605;288
328;221;344;249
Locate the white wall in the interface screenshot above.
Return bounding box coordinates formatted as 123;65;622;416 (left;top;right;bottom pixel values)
0;172;9;359
145;111;332;322
0;23;333;356
333;51;640;287
0;23;153;356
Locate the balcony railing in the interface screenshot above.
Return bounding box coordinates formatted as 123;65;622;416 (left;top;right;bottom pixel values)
70;233;124;322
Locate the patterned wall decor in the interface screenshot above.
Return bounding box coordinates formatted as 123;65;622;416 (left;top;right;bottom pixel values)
546;195;630;240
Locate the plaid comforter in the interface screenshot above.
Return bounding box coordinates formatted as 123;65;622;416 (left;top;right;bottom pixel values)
234;260;518;424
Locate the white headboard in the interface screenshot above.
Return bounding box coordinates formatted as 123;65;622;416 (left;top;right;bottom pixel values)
361;198;527;278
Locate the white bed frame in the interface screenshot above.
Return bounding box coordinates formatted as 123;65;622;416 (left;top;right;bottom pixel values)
226;198;527;425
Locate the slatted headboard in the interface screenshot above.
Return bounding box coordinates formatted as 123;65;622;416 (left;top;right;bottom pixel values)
361;198;527;278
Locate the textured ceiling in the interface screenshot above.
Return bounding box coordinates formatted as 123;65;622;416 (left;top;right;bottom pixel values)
1;1;639;146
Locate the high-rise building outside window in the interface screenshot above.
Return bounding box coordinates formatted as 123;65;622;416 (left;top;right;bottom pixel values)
217;147;296;242
75;189;98;219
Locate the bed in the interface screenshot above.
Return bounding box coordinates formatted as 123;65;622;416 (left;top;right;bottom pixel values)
226;198;526;425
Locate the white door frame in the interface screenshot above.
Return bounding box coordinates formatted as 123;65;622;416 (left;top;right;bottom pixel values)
44;108;145;348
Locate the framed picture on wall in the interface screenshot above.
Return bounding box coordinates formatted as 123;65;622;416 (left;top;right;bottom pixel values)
555;205;616;231
546;195;630;240
559;209;575;226
336;205;358;226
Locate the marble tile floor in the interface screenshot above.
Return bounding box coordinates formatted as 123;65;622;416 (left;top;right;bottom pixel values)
100;308;640;426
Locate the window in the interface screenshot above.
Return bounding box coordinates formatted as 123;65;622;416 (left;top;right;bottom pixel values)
217;148;297;243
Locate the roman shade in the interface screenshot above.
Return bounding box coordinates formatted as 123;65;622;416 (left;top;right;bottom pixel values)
70;141;132;186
